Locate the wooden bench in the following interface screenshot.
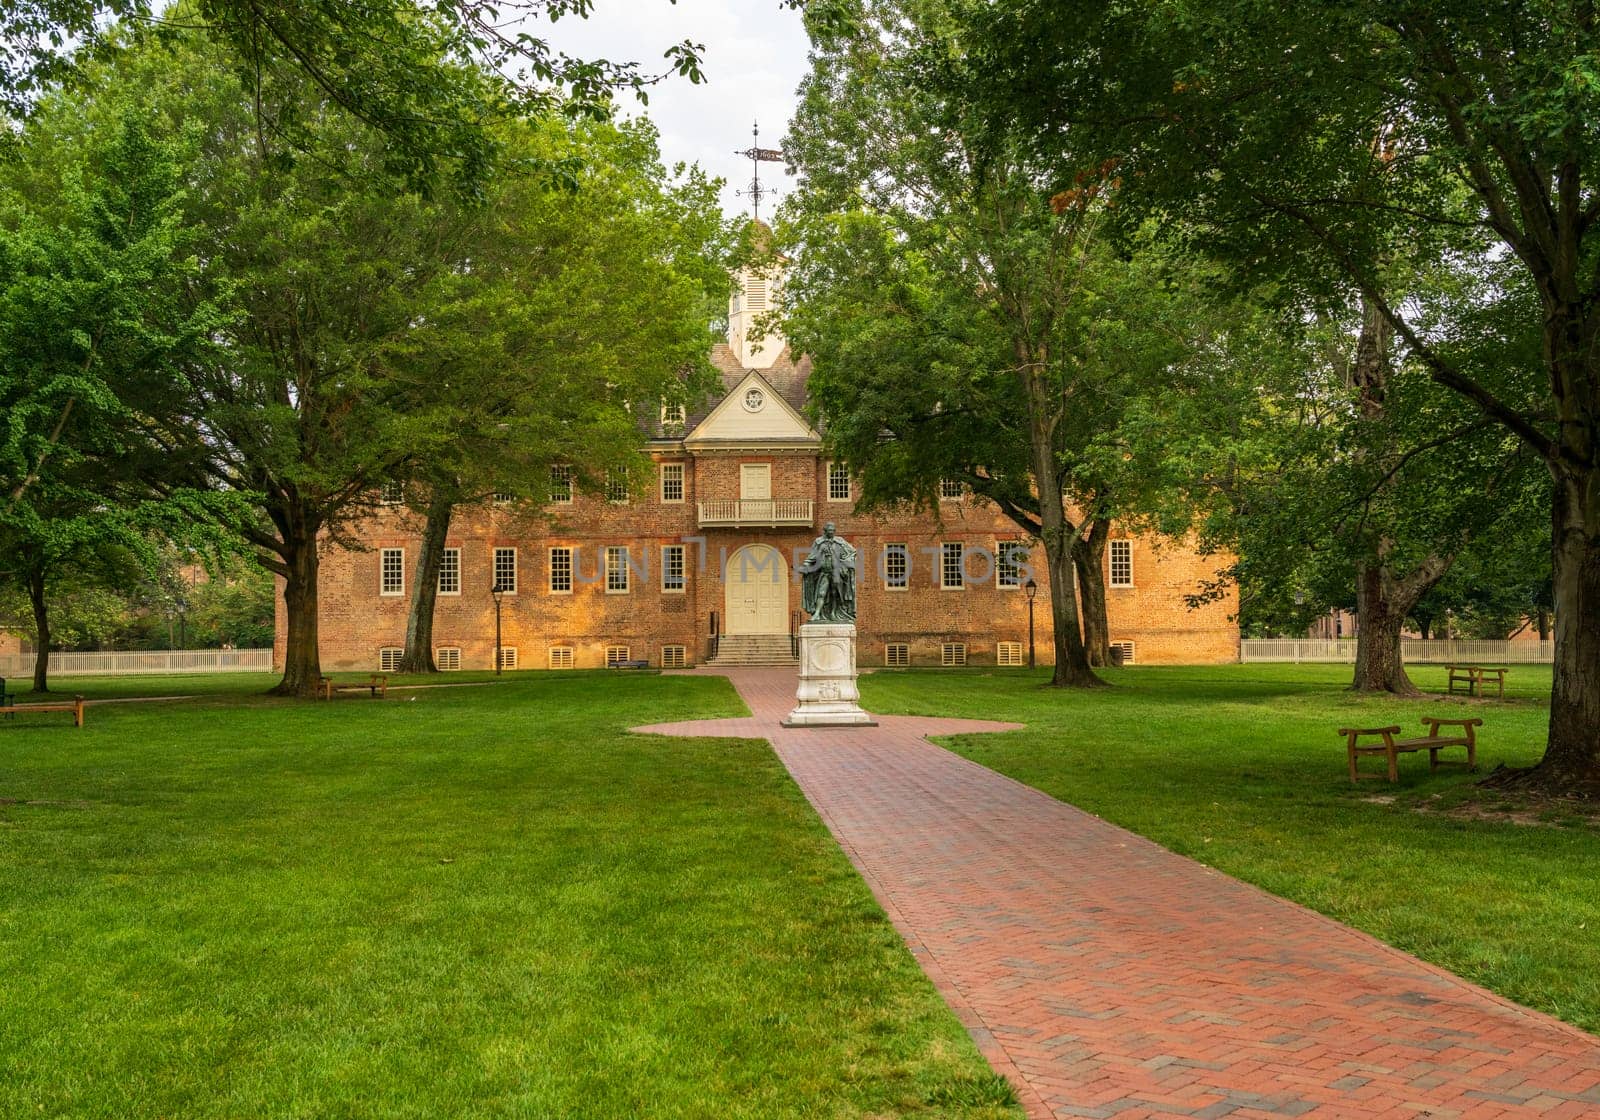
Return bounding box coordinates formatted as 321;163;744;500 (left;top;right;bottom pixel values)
1445;664;1507;698
1339;717;1482;783
606;660;651;670
317;674;389;700
3;696;86;727
0;676;14;717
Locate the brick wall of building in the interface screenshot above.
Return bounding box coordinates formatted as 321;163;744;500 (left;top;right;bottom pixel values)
279;448;1238;672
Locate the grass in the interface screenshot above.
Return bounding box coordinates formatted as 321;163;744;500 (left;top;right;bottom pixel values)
0;671;1019;1119
859;661;1600;1035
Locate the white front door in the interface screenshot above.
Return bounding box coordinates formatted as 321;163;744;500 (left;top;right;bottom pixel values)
725;544;788;634
740;463;772;500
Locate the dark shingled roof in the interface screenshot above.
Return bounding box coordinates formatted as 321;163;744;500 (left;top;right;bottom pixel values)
649;342;815;441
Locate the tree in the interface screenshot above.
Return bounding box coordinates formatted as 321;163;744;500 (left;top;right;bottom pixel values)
974;1;1600;793
0;1;706;191
390;117;728;672
782;0;1231;685
0;112;237;690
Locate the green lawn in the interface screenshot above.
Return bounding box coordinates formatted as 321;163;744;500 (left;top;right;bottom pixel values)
1;671;1018;1119
860;662;1600;1034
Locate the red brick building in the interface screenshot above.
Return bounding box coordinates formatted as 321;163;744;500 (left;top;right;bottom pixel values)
280;267;1238;672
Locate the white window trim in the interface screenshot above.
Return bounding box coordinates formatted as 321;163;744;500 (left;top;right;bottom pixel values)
661;545;686;594
435;647;462;671
493;547;518;596
941;642;968;667
826;460;851;503
939;478;964;501
497;646;519;671
379;647;403;672
1109;539;1135;589
660;645;687;669
885;643;910;668
548;546;573;595
605;546;631;595
548;646;575;670
606;644;632;666
884;543;910;592
997;540;1025;591
380;548;405;597
437;547;461;596
549;465;574;505
940;542;966;591
659;463;685;504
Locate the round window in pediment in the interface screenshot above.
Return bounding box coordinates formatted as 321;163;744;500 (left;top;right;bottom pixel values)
743;387;766;412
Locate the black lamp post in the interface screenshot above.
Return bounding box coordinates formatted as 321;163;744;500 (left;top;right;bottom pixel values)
490;582;505;675
1024;578;1038;669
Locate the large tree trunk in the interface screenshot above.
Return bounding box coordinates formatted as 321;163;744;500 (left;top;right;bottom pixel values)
1490;471;1600;795
1073;520;1112;667
270;509;323;698
398;494;453;673
1352;561;1418;695
27;564;49;694
1020;358;1101;688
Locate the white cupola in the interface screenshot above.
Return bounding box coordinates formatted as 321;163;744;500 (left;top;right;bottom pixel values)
728;224;786;369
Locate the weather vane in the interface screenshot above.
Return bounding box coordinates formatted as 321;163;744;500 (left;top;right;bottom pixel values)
735;121;786;221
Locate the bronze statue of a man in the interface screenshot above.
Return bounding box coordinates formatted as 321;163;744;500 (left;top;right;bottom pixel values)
799;522;857;624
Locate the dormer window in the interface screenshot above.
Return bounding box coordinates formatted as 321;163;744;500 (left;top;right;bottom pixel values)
661;401;686;428
743;387;766;412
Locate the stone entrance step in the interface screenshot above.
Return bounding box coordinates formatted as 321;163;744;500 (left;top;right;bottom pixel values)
709;634;797;666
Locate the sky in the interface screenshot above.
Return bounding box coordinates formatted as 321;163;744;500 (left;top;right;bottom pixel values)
539;0;812;219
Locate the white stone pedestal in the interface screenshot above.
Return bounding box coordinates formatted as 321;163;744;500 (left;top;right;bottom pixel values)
784;622;876;727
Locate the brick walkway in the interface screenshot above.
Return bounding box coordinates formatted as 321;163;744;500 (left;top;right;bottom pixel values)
632;668;1600;1120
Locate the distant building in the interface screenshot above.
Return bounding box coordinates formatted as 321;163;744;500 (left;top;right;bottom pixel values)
280;261;1238;671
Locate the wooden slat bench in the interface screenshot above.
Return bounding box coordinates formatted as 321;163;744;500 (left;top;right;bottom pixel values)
2;695;86;727
606;660;651;670
1339;717;1482;783
317;674;389;700
1446;664;1507;698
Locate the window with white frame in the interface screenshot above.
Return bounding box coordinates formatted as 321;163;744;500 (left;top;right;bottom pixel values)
997;541;1027;589
605;644;631;666
379;480;404;506
548;547;573;593
1111;640;1136;665
660;645;687;669
661;401;687;428
827;461;851;502
549;464;573;504
492;491;514;505
941;642;967;667
379;647;403;672
606;469;630;503
884;543;909;590
380;548;405;596
605;546;630;593
997;641;1024;667
437;548;460;595
885;643;910;667
662;545;685;593
435;647;461;671
497;646;519;671
548;646;574;669
939;477;963;500
1109;539;1134;587
493;547;517;594
660;463;685;503
940;542;965;589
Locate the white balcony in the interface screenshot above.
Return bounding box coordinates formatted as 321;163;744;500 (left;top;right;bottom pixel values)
698;498;815;528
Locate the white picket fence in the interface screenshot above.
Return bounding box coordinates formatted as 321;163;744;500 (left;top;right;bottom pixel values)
1241;639;1553;664
0;648;274;678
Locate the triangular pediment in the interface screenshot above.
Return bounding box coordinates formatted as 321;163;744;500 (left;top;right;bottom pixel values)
684;370;819;450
